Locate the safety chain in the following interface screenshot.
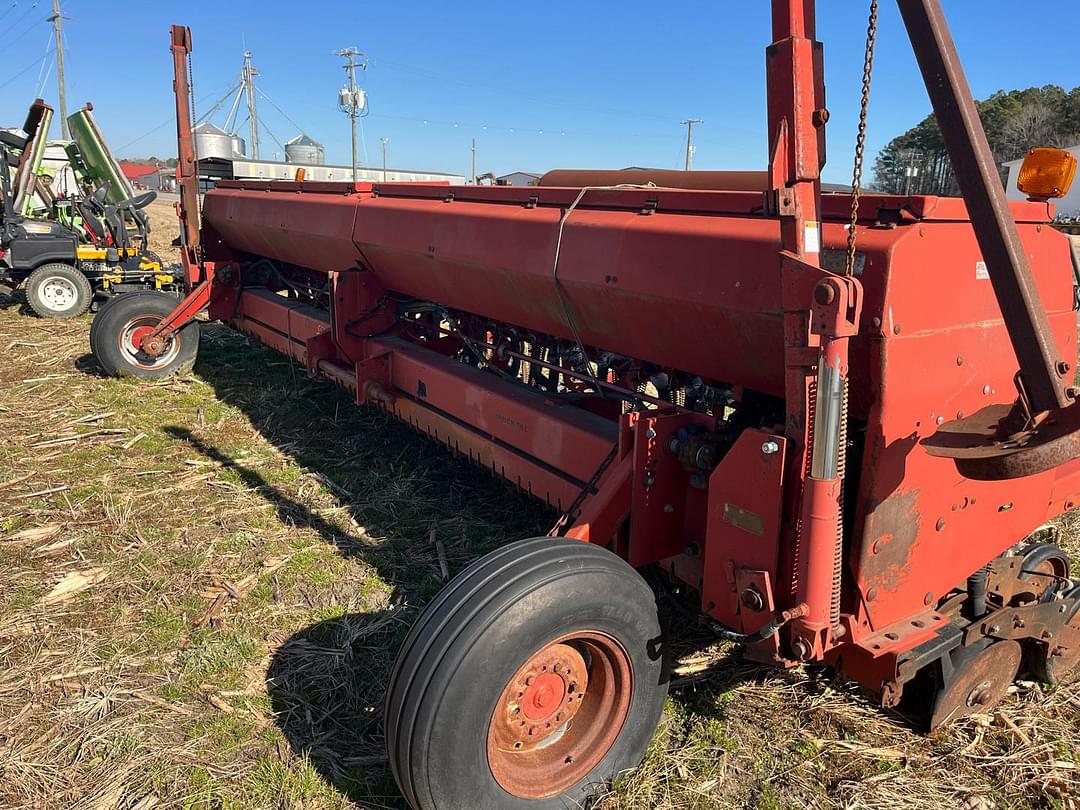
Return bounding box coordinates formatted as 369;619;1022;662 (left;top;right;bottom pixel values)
845;0;879;277
547;442;619;537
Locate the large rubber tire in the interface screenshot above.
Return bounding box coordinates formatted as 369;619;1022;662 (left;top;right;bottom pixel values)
25;262;93;319
385;537;667;810
89;291;199;379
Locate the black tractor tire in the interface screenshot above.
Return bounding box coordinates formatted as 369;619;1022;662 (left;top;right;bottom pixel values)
385;537;668;810
25;262;93;319
90;291;199;379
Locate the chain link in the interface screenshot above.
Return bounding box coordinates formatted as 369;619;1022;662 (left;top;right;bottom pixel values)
548;442;619;537
845;0;879;277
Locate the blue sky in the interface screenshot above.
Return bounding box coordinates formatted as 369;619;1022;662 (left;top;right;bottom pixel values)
2;1;1076;183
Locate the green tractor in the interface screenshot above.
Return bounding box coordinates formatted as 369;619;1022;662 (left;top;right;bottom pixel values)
0;99;178;319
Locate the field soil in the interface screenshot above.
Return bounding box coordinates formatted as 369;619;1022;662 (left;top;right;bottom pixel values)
1;203;1079;808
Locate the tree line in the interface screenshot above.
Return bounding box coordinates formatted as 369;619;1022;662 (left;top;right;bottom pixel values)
871;85;1080;196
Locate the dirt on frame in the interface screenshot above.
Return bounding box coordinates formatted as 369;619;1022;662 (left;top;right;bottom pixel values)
1;202;1079;809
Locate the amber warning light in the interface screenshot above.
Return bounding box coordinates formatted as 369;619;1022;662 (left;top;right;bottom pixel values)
1017;147;1077;200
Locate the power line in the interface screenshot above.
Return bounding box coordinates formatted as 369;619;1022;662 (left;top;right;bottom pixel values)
4;2;44;51
255;87;314;141
0;1;20;25
374;57;675;125
113;88;224;153
0;45;53;91
365;111;677;142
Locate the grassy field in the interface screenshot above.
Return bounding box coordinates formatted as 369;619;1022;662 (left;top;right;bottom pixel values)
1;203;1079;808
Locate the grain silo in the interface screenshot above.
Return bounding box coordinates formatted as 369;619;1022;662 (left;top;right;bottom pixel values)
284;133;325;165
194;122;244;160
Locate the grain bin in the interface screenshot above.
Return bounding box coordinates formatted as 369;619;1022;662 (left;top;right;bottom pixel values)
194;122;243;160
284;133;324;165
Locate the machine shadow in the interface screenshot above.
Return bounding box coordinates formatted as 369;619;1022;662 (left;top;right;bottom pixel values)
266;608;410;808
160;325;795;805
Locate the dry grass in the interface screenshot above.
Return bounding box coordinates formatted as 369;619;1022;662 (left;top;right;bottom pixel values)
1;223;1079;806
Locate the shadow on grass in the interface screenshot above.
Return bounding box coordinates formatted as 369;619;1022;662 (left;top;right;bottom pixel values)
267;609;409;809
147;325;776;805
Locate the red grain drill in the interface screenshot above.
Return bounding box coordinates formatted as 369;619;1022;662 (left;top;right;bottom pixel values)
90;2;1080;807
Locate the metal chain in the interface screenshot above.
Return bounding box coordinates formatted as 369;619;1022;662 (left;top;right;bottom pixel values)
845;0;879;277
547;442;619;537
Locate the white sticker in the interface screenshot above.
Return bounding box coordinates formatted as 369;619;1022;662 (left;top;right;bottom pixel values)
805;220;820;254
975;260;989;280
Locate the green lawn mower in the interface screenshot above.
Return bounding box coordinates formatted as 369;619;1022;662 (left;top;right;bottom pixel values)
0;99;179;318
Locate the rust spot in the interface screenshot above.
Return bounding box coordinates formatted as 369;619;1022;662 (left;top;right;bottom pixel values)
862;488;921;596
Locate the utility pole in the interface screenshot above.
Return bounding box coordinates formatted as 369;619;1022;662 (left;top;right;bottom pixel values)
242;50;260;160
380;137;388;181
471;138;476;184
681;119;703;171
903;151;920;196
336;47;367;182
49;0;68;138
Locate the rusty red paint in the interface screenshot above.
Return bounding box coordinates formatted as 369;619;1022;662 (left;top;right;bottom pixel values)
486;632;630;800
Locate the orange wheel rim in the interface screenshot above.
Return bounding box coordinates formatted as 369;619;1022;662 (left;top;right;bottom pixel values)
486;631;633;799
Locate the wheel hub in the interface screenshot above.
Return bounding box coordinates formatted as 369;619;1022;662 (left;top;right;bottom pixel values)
40;277;77;311
504;643;588;744
487;631;632;800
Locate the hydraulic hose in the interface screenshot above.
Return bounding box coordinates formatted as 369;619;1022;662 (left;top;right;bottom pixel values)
648;565;807;644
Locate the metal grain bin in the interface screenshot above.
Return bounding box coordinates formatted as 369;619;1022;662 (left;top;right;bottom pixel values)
284;133;324;165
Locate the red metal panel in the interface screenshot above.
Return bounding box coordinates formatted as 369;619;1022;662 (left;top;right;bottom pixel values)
203;185;368;273
701;430;788;627
849;221;1077;631
368;336;616;488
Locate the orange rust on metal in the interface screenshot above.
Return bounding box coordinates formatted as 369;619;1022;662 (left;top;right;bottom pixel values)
486;632;631;800
929;640;1021;728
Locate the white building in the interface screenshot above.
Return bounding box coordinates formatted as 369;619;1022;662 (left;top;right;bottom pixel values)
496;171;542;186
1002;144;1080;218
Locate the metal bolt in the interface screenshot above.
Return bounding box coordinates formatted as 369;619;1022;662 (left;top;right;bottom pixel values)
761;440;780;455
867;587;877;602
663;503;675;514
644;474;656;488
936;416;944;425
924;592;934;606
935;518;945;531
893;324;902;335
983;385;992;395
956;356;964;366
645;427;657;439
1058;361;1072;376
988;624;1001;635
741;587;765;611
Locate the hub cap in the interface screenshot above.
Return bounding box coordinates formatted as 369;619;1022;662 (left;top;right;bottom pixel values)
38;276;79;313
487;631;632;799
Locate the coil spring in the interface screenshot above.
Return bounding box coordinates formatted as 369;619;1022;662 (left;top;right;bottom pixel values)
831;379;849;630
